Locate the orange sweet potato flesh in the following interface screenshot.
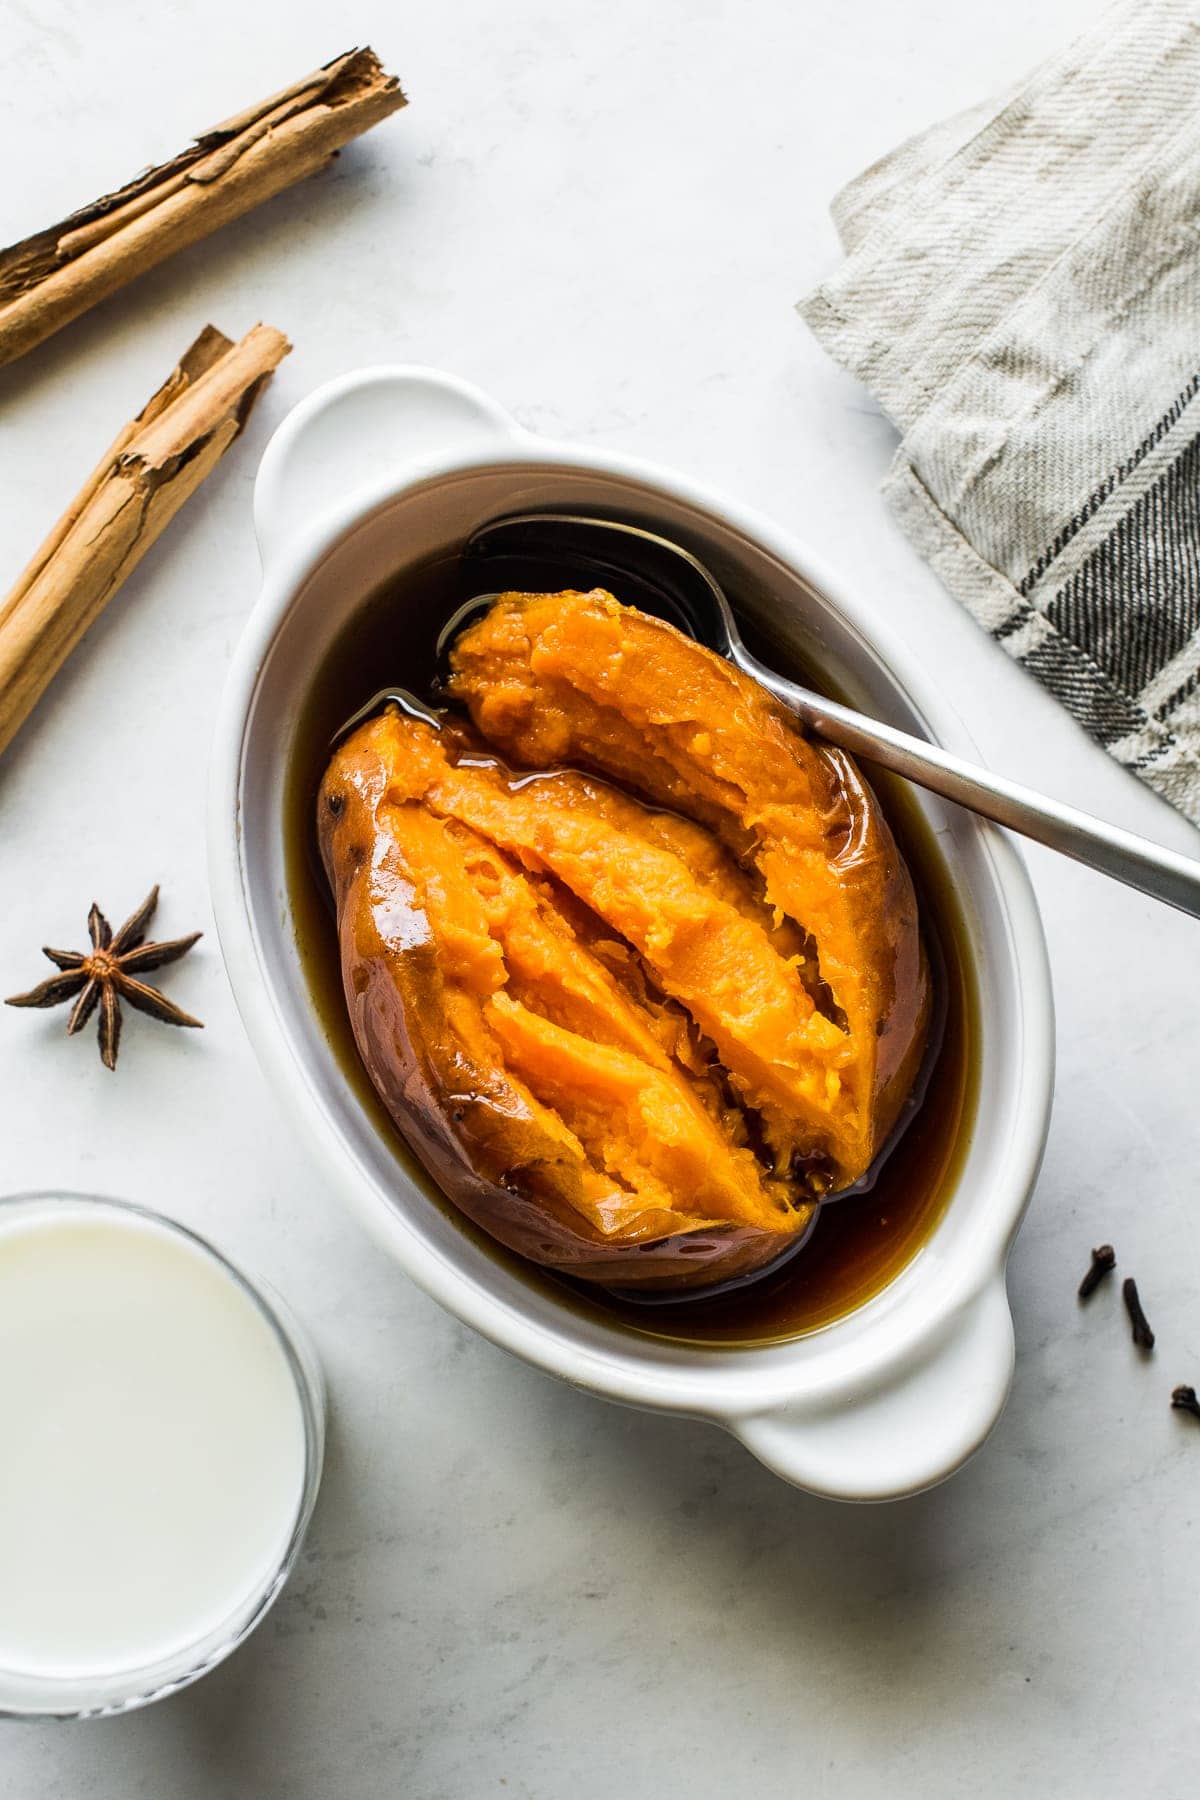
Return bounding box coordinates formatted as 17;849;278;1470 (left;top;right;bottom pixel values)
318;588;930;1292
447;590;931;1170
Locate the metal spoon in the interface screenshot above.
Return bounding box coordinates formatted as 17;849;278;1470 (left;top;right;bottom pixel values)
426;510;1200;920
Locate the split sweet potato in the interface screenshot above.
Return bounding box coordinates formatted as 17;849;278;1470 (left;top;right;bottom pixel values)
318;588;931;1291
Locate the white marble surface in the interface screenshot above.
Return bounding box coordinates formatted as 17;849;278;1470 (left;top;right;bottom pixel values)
2;1;1199;1793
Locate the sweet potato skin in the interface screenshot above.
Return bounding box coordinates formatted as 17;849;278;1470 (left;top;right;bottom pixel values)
318;719;800;1288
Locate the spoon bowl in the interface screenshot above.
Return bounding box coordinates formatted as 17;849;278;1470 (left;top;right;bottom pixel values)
459;511;734;652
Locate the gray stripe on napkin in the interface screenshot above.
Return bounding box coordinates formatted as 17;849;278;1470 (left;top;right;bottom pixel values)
1045;427;1200;705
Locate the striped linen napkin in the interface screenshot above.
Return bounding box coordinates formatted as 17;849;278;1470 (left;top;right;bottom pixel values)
800;0;1200;825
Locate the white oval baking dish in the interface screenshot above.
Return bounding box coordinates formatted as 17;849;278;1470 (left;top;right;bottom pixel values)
209;366;1054;1501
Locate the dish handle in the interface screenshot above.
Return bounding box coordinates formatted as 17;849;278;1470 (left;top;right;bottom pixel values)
730;1279;1014;1501
253;365;523;568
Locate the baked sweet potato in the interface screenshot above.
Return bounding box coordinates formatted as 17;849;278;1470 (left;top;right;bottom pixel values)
318;588;930;1292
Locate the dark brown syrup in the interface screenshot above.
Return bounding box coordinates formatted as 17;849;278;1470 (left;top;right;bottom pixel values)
285;552;978;1347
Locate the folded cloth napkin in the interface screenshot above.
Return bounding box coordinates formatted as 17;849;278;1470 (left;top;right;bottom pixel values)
800;0;1200;825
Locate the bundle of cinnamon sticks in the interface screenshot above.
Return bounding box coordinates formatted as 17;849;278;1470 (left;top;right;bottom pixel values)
0;46;406;759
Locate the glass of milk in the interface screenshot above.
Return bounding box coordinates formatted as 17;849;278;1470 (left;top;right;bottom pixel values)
0;1192;325;1717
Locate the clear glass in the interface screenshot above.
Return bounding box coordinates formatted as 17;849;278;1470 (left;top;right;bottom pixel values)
0;1191;326;1720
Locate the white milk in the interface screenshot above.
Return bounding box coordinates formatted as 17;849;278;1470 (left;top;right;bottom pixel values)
0;1200;309;1685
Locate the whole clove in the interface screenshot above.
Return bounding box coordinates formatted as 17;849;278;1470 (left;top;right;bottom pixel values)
1077;1243;1116;1300
1122;1277;1155;1351
1171;1385;1200;1422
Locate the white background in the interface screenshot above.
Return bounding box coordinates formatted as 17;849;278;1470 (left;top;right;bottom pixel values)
3;2;1199;1795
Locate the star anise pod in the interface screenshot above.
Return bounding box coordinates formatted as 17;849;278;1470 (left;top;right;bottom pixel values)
6;886;202;1070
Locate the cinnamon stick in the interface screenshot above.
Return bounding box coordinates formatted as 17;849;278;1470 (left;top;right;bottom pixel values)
0;323;290;757
0;48;404;367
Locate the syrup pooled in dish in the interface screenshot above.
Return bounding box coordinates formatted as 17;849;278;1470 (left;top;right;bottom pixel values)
318;589;931;1291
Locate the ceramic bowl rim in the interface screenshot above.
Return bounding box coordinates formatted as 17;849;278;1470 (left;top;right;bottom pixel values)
208;378;1054;1477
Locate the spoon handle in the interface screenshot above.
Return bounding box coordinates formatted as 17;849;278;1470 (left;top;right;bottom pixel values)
752;665;1200;920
